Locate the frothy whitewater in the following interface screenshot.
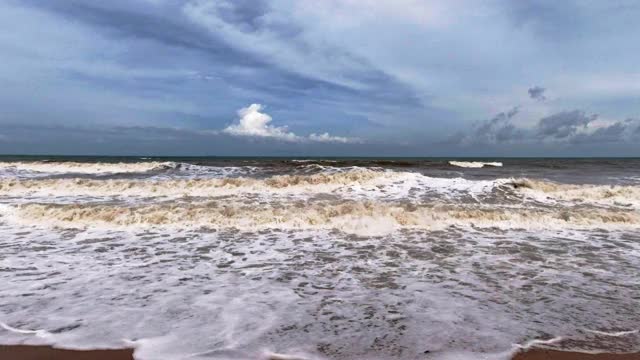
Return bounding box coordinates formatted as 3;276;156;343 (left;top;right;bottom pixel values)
1;158;639;359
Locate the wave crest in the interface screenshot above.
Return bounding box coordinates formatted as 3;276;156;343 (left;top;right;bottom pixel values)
449;161;503;168
0;161;178;174
5;201;638;235
506;178;640;208
0;169;393;198
3;166;640;210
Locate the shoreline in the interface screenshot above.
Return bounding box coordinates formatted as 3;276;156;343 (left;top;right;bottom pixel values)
0;345;135;360
1;345;639;360
513;349;640;359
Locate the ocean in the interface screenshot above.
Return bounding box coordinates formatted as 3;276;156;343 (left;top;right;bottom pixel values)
0;156;639;359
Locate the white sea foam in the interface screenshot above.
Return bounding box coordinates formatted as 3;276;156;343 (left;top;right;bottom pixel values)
584;329;639;337
3;223;640;359
0;322;52;339
0;161;178;174
0;169;502;201
516;336;564;350
3;170;639;210
449;161;503;168
3;201;638;235
2;161;640;359
1;222;639;359
290;159;338;164
506;178;640;208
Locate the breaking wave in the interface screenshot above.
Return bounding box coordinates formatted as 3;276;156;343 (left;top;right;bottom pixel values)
0;169;505;201
506;178;640;208
449;161;503;168
3;169;640;210
3;201;638;235
0;169;392;197
0;161;178;174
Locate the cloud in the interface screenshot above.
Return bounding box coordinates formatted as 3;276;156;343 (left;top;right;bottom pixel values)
456;87;630;146
223;104;360;143
571;118;640;144
308;132;360;144
0;123;382;156
476;106;522;142
528;86;546;101
452;106;640;147
8;0;424;141
223;103;299;141
505;1;584;40
4;1;640;155
182;0;390;91
452;106;522;145
536;110;597;139
571;122;625;144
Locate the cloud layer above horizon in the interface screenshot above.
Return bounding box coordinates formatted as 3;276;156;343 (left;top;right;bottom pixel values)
0;0;639;156
223;104;359;143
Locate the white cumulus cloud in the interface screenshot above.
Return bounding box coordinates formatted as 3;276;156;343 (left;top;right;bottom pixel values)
309;132;358;143
223;104;360;143
223;104;300;141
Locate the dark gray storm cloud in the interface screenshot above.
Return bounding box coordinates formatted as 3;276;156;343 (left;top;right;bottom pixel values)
571;119;640;144
448;83;638;152
571;122;625;144
536;110;597;139
445;106;524;146
473;106;522;144
451;107;639;151
528;86;546;101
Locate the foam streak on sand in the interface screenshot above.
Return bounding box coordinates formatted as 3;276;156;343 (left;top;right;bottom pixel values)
585;330;640;337
0;322;50;338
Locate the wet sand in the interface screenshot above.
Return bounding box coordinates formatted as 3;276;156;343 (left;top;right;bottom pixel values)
513;349;640;360
0;345;134;360
1;345;640;360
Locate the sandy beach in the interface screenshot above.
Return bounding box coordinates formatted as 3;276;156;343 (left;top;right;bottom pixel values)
513;349;640;360
1;345;640;360
0;345;134;360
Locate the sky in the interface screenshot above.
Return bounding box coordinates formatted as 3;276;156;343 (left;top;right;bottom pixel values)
0;0;639;156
